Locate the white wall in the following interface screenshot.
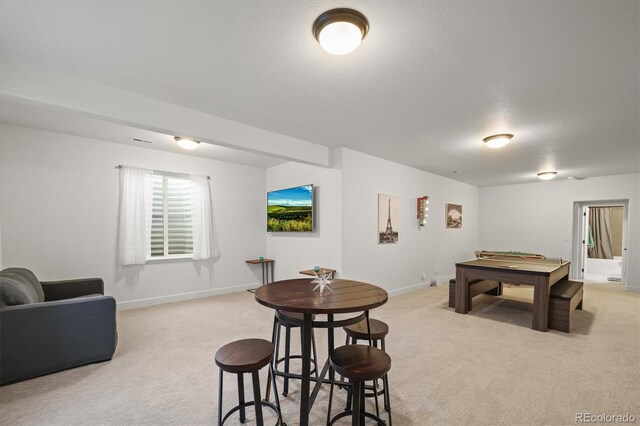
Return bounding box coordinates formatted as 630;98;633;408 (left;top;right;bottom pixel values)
0;123;266;307
341;148;480;294
265;152;342;281
480;173;640;291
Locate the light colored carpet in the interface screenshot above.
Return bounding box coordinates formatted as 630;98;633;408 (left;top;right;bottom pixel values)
1;281;638;425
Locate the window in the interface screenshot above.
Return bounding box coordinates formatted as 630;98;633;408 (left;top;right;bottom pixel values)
118;165;217;265
150;173;193;258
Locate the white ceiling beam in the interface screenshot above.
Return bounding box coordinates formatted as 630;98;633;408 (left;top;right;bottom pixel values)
0;57;330;167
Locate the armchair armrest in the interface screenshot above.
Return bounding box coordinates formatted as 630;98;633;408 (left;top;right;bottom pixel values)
0;295;117;385
41;278;104;301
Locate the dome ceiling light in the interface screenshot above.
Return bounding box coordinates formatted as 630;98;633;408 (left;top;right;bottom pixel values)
174;136;200;150
313;8;369;55
482;133;514;149
537;171;558;180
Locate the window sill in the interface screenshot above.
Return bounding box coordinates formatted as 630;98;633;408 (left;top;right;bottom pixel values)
147;254;193;262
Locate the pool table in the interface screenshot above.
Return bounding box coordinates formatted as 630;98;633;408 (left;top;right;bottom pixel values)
455;257;570;332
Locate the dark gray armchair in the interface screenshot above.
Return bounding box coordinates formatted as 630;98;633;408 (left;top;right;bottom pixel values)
0;267;117;385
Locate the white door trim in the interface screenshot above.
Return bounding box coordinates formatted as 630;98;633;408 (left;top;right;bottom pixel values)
572;199;629;283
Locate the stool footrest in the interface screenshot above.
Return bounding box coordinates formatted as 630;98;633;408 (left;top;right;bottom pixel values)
274;355;318;377
328;408;387;426
220;400;281;426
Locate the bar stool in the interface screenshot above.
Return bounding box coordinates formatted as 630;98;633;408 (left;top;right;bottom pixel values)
327;344;392;426
215;338;283;426
271;310;319;396
343;318;390;413
344;318;389;350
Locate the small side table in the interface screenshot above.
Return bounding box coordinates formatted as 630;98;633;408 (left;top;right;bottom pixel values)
299;267;336;279
246;259;275;286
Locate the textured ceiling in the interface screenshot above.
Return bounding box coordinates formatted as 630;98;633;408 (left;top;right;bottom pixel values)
0;0;638;186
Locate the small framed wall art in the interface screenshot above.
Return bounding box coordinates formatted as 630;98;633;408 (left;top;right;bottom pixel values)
446;203;462;229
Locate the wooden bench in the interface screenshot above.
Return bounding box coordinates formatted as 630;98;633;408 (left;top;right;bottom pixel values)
548;279;584;333
449;278;502;311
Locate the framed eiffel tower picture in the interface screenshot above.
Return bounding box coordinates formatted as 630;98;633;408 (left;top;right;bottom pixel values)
378;193;399;244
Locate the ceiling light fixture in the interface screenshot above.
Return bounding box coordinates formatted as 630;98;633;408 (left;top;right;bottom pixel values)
174;136;200;150
482;133;514;149
313;8;369;55
537;171;558;180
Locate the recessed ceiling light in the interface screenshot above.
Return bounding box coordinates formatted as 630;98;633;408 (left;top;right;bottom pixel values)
482;133;514;149
537;171;558;180
313;8;369;55
451;170;460;174
174;136;200;150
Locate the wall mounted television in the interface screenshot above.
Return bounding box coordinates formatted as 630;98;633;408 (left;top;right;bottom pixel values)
267;184;313;232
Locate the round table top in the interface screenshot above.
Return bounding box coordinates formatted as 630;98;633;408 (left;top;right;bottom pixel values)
254;278;388;314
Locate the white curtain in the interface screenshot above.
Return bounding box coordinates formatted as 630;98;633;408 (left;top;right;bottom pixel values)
190;175;220;260
118;167;153;265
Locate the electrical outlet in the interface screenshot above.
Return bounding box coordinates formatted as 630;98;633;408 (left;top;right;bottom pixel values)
421;272;427;280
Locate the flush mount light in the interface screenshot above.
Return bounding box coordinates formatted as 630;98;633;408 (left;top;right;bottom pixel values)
313;8;369;55
174;136;200;150
537;171;558;180
482;133;514;149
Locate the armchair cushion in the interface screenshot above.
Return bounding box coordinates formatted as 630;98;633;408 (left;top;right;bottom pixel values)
0;268;45;306
41;278;104;301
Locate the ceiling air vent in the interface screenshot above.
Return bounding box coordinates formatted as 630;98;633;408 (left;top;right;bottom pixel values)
131;137;153;144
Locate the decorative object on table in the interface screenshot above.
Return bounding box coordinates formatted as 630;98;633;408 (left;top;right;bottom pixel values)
259;256;264;261
300;267;337;279
313;265;320;272
311;270;333;294
475;250;545;260
417;196;429;227
267;184;314;232
378;193;398;244
446;203;462;229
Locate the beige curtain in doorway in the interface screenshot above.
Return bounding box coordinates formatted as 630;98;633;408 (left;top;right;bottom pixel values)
588;207;614;259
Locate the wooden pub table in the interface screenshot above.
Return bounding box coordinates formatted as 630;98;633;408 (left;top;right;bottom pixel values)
254;278;388;426
245;258;275;286
455;258;570;332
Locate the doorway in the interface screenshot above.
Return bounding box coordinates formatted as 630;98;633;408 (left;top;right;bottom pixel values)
572;200;628;283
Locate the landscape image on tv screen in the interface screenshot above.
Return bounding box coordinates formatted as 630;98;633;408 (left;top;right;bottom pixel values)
267;184;313;232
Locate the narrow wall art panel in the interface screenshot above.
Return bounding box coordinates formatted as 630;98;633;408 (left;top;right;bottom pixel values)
378;193;399;244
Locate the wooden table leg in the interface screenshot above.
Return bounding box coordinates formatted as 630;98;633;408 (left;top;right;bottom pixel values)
299;313;313;426
455;267;469;314
532;276;550;332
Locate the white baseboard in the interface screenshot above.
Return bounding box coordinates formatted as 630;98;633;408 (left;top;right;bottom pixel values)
388;274;454;297
388;281;429;297
117;282;260;310
625;284;640;293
